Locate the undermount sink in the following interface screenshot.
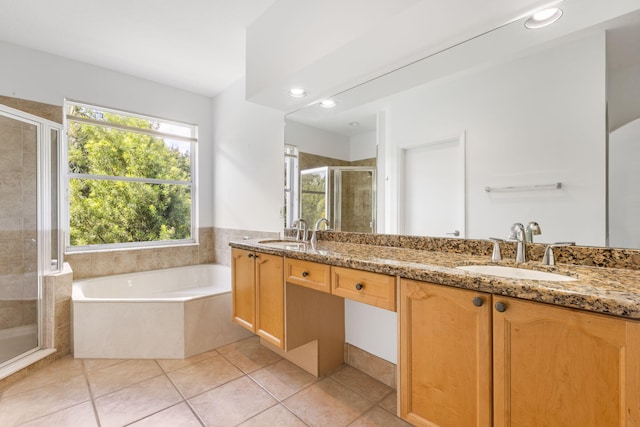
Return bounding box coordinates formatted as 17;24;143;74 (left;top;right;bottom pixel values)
457;265;577;282
258;240;307;251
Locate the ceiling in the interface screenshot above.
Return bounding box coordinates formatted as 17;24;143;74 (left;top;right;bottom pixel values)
0;0;277;97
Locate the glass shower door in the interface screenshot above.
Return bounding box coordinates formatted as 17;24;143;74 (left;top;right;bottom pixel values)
0;111;40;365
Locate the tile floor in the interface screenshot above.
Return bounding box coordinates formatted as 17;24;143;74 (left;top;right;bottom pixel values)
0;336;412;426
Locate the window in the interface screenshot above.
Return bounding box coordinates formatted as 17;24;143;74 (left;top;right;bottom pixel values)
64;100;197;250
284;144;299;228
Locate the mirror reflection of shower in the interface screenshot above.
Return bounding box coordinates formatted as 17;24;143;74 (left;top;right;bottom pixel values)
300;166;376;233
0;103;62;369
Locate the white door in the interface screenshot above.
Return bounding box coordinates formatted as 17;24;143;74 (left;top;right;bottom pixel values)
400;134;465;237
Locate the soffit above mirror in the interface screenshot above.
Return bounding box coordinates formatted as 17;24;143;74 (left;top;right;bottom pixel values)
286;0;640;136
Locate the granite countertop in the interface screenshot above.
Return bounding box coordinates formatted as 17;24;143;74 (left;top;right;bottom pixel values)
230;238;640;321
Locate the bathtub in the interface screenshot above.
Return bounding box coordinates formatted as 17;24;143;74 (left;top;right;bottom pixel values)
72;264;252;359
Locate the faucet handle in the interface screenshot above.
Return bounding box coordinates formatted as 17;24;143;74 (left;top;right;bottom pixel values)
542;242;575;266
487;237;504;262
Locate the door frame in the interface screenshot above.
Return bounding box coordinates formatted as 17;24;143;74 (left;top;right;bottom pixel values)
397;131;466;237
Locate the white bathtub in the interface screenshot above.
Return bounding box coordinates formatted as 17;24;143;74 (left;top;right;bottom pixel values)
72;264;252;359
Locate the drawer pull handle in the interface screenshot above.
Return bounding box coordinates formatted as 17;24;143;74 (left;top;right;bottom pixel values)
472;297;484;307
355;283;363;290
247;253;255;259
495;302;507;312
302;271;309;277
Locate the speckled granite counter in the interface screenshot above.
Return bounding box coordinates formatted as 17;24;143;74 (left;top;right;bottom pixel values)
230;238;640;321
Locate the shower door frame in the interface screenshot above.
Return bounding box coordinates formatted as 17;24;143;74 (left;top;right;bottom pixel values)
0;104;63;369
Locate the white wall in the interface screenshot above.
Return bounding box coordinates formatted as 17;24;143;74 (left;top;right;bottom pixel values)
350;131;377;161
246;0;550;110
0;41;215;227
609;119;640;248
285;120;350;160
385;33;607;246
609;62;640;132
211;79;284;232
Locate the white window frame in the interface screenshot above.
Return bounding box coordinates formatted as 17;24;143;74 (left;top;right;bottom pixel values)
63;99;198;252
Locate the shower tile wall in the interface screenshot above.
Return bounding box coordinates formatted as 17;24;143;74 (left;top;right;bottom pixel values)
0;115;37;331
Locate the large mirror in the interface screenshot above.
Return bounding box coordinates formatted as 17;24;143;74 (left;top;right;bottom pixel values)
284;0;640;249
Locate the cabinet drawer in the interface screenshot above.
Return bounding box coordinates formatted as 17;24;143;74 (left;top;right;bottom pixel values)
285;258;332;293
332;267;396;311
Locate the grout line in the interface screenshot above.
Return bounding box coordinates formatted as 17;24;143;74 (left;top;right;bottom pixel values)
81;359;103;427
158;360;206;427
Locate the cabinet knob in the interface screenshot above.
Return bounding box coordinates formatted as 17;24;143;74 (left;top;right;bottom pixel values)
495;302;507;312
355;283;363;290
302;271;309;277
247;253;255;259
472;297;484;307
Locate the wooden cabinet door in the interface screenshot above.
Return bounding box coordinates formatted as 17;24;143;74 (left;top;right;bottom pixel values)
255;252;284;349
400;279;492;427
493;296;640;427
231;248;256;332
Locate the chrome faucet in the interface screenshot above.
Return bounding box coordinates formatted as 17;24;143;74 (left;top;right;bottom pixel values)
542;242;575;266
311;218;330;246
509;223;527;263
292;219;308;242
525;222;542;243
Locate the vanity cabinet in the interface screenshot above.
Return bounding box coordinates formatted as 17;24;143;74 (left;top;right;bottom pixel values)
231;248;284;349
400;279;640;427
285;258;332;293
332;266;397;311
399;279;492;426
493;296;640;427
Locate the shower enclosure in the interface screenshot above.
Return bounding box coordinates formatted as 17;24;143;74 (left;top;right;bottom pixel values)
0;104;62;368
300;166;376;233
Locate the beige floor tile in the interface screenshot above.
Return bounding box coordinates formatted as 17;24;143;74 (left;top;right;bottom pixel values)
87;359;163;397
129;402;202;426
167;354;243;398
2;355;85;397
284;378;375;427
349;406;413;427
0;375;90;426
239;404;308;426
82;358;127;372
94;375;183;427
249;359;318;401
217;336;281;373
157;349;219;373
330;365;393;402
19;401;98;427
189;376;277;427
379;391;397;415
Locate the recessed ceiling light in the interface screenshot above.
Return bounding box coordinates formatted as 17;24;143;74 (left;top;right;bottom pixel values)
319;99;337;108
288;88;308;98
349;122;360;126
525;7;563;29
